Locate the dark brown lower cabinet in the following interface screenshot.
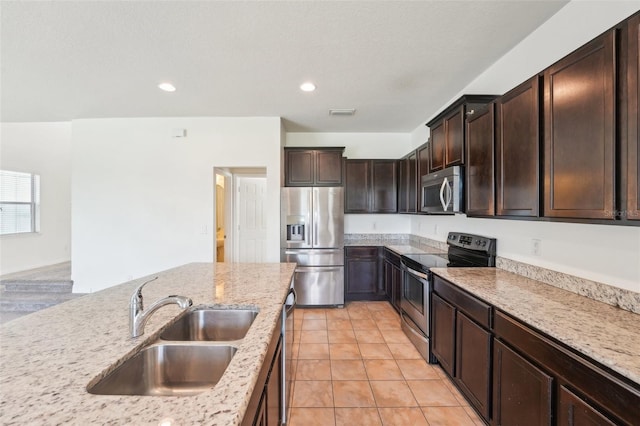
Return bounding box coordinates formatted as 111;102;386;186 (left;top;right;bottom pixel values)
431;293;456;377
558;385;616;426
455;312;491;420
382;248;402;312
345;246;384;301
493;339;553;426
242;320;283;426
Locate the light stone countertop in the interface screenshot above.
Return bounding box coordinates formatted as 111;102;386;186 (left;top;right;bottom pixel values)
0;262;296;426
431;267;640;386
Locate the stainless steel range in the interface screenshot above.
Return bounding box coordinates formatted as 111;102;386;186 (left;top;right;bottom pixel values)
400;232;496;363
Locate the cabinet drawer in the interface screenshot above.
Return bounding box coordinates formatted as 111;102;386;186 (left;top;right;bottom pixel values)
383;248;401;267
345;246;379;258
433;276;491;328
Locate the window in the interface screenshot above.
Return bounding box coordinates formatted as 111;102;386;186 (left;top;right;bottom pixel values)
0;170;40;235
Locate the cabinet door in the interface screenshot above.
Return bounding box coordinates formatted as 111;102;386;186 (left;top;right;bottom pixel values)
558;385;617;426
445;108;465;167
345;247;382;301
398;157;408;213
417;142;430;210
493;340;553;426
496;76;540;217
430;122;446;171
371;160;398;213
431;293;456;376
407;151;417;213
544;31;616;219
392;262;402;312
344;160;370;212
315;150;343;186
627;14;640;221
285;150;315;186
266;341;282;426
466;104;495;217
383;259;394;301
455;312;491;421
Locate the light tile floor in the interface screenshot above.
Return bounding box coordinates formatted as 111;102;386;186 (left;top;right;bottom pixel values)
290;301;485;426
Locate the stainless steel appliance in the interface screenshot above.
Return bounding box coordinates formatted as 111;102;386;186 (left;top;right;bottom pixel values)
421;166;463;214
281;187;344;306
400;232;496;362
281;283;296;424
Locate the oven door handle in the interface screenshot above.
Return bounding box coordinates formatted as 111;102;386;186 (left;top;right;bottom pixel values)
405;266;429;280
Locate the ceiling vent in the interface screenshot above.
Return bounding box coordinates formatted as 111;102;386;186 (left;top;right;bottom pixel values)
329;108;356;116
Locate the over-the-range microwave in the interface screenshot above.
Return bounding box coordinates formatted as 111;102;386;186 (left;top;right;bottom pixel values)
420;166;463;214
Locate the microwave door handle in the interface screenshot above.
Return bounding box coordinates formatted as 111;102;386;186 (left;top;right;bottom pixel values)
445;179;453;210
439;179;448;210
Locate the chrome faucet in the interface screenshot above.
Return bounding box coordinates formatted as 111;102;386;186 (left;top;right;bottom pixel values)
129;276;192;338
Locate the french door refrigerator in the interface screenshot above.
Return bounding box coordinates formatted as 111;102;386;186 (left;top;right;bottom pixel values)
280;187;344;306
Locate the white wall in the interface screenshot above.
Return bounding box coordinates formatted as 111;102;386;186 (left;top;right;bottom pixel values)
72;117;282;293
286;132;413;234
286;132;412;159
409;2;640;293
0;122;72;274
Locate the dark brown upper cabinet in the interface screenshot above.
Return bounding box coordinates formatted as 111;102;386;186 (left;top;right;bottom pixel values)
625;14;640;222
427;95;497;172
466;103;495;217
496;76;541;217
284;147;344;187
416;142;430;212
543;31;616;220
398;150;417;214
344;159;398;213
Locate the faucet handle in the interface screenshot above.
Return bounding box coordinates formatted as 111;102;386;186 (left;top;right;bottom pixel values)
131;276;159;309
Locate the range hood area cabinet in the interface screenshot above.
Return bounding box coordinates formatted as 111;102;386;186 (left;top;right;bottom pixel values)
426;95;498;172
283;147;344;187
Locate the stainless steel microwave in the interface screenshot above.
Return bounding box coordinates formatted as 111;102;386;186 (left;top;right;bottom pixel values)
420;166;463;214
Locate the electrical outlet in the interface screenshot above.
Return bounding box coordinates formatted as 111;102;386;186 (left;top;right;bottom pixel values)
372;221;377;230
434;224;439;235
531;239;542;256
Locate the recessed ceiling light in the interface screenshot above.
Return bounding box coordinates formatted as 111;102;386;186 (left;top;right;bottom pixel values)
158;82;176;92
300;82;316;92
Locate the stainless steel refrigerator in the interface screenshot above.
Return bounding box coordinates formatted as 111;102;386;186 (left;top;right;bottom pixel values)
280;187;344;306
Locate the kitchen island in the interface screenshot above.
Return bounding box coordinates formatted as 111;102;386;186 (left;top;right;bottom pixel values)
0;262;296;426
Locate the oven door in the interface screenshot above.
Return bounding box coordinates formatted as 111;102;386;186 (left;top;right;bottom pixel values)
400;264;430;336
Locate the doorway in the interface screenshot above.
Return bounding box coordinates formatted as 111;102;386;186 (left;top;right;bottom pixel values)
214;167;267;263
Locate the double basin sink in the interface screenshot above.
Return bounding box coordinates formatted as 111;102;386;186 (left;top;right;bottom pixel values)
87;308;258;396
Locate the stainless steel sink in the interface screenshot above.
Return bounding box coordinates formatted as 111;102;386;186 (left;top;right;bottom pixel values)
160;308;258;341
87;344;237;396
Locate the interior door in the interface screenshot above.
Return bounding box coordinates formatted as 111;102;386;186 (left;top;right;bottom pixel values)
236;176;267;262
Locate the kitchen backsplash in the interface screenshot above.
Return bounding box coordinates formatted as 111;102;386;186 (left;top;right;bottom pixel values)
344;233;640;315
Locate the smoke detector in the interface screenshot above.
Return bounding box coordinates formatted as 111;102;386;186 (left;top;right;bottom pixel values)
329;109;356;116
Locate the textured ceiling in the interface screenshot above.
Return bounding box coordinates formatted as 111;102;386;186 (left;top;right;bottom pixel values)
1;1;568;132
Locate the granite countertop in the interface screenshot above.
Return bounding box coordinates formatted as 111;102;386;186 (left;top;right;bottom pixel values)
431;267;640;386
0;262;296;425
345;239;444;256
